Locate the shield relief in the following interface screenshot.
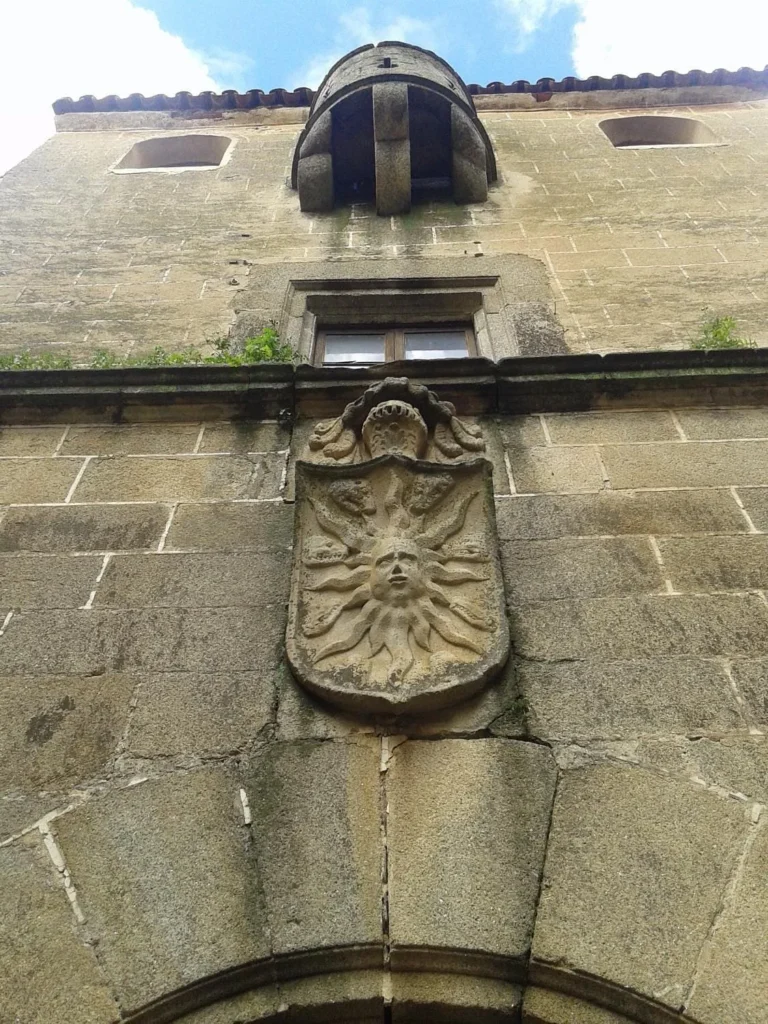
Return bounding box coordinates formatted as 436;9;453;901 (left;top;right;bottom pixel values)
286;378;510;714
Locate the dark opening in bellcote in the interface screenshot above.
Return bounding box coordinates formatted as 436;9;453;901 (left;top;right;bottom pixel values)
291;42;497;216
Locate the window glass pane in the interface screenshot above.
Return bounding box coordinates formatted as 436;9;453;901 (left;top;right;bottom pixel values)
323;333;386;364
404;330;468;360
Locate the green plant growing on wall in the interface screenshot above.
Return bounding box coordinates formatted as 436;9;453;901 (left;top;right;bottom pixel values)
0;325;295;371
690;311;757;351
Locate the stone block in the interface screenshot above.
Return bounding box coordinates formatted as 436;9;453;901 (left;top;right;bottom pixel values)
128;671;275;757
54;768;269;1012
74;453;285;502
687;821;768;1024
0;426;65;456
676;408;768;440
246;738;382;955
523;988;631;1024
735;487;768;531
94;550;291;607
494;490;745;540
507;447;604;494
659;535;768;591
61;424;201;456
0;837;119;1023
387;739;557;961
0;673;135;837
392;973;520;1021
166;501;294;551
544;411;679;445
687;736;768;803
0;502;169;552
198;421;291;454
517;658;743;743
0;606;286;676
0;553;102;608
513;593;768;662
532;764;750;1007
495;415;547;447
727;660;768;726
0;458;83;503
600;441;768;490
502;537;662;603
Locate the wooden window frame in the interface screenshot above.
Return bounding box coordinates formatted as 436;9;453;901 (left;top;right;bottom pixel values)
314;324;477;365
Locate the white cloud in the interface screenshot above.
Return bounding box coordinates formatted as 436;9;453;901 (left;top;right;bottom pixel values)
498;0;768;75
292;6;443;89
494;0;572;46
570;0;768;78
0;0;222;176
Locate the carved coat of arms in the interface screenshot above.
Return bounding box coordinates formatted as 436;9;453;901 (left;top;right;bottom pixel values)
286;378;509;714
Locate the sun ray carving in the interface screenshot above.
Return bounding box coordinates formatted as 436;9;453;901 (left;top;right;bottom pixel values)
301;462;494;686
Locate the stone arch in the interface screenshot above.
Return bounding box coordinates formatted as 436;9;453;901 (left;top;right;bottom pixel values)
291;42;497;214
598;115;720;148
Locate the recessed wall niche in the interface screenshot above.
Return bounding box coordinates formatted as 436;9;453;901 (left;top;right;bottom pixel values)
599;115;720;148
113;134;234;173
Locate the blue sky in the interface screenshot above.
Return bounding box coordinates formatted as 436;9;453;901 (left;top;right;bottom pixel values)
1;1;767;176
141;0;580;92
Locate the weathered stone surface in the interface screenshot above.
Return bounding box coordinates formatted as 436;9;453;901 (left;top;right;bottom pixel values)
545;411;679;445
729;659;768;725
495;490;746;541
523;988;631;1024
518;658;744;742
0;553;102;607
392;972;520;1021
0;458;83;503
532;764;749;1007
246;738;382;955
128;671;274;757
734;486;768;531
94;550;291;607
686;736;768;802
0;502;170;552
502;537;662;603
659;535;768;591
74;453;284;502
0;426;65;455
687;820;768;1024
600;440;768;489
0;673;134;833
676;408;768;440
61;424;201;455
54;768;269;1012
494;415;547;448
198;421;291;454
0;606;286;675
0;836;119;1024
166;500;293;551
513;594;768;662
387;738;557;960
507;447;603;494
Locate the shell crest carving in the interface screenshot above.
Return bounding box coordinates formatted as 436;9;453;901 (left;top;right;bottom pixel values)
287;379;509;714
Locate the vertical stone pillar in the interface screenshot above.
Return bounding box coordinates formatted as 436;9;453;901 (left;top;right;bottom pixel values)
373;82;411;216
296;110;334;213
452;105;489;204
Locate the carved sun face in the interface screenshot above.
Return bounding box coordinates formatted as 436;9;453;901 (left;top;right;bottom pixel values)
370;540;425;606
301;470;495;686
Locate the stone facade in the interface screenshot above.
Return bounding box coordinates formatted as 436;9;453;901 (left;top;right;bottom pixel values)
1;48;768;1024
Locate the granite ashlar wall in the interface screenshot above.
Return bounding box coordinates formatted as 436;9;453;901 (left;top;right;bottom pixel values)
0;406;766;1023
2;98;768;360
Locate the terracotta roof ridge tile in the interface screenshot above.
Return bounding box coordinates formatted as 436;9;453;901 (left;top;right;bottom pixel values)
53;65;768;114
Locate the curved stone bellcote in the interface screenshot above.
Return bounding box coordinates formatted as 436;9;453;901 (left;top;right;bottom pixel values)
291;42;497;215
